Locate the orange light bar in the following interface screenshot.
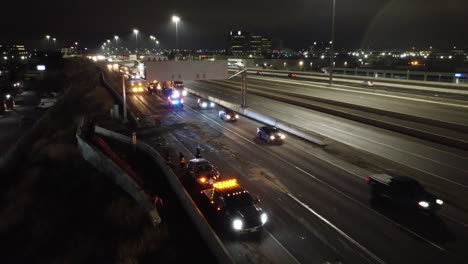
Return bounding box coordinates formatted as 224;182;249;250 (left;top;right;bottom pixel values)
213;179;238;190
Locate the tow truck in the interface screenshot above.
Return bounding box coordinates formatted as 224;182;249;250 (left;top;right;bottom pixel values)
200;179;267;232
366;174;443;214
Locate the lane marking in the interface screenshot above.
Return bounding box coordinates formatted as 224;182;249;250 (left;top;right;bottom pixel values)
287;193;386;264
247;76;468;109
187;84;468;188
265;228;302;264
179;100;450;255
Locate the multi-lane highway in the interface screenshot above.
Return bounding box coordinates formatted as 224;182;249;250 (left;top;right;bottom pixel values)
126;90;468;264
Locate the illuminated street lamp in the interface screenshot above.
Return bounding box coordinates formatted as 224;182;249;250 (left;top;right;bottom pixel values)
172;15;180;50
53;38;56;48
46;35;51;47
114;35;119;51
133;29;139;54
329;0;336;86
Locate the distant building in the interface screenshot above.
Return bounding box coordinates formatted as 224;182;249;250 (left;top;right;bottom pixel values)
227;29;272;57
261;37;272;55
0;44;28;62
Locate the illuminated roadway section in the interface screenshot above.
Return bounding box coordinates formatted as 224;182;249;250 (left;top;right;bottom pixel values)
126;92;468;264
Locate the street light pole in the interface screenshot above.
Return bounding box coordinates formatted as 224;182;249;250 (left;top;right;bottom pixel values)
172;15;180;54
133;29;139;55
122;74;128;123
114;35;119;53
53;38;56;48
329;0;336;86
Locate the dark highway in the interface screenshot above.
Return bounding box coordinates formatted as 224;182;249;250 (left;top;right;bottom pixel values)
126;91;468;264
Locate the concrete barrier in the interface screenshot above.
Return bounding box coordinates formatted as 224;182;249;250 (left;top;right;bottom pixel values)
199;81;468;150
185;87;327;146
93;125;235;264
231;68;468;92
76;132;161;226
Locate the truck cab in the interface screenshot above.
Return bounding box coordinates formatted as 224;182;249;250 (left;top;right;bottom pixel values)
366;174;443;213
201;179;267;232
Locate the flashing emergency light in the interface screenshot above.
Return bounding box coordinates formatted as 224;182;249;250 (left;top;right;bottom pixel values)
213;179;238;190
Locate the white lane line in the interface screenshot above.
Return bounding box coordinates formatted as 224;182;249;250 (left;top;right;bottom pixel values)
264;228;302;264
287;193;386;264
249;76;468;109
440;213;468;229
182;103;449;256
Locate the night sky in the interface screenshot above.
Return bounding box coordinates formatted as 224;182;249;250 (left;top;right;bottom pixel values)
2;0;468;50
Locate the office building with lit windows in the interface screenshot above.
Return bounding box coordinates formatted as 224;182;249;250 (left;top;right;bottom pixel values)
227;29;272;57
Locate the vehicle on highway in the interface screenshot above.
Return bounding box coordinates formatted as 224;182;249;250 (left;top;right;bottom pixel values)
219;109;239;122
4;94;15;110
288;73;297;78
187;158;221;189
366;174;443;214
197;98;215;109
128;80;146;93
173;81;188;96
162;88;183;108
257;125;286;144
362;80;375;87
256;71;264;75
200;179;267;233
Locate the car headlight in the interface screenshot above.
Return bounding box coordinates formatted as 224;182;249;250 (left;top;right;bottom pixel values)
233;219;243;230
138;87;144;92
182;90;187;96
210;102;215;107
261;213;267;224
132;87;138;92
279;134;285;139
270;135;275;140
418;201;429;208
226;115;231;119
202;102;207;108
6;94;11;99
173;91;180;98
235;114;239;119
436;199;443;205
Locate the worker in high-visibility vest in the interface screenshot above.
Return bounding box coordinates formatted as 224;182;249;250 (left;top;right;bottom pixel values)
179;152;186;168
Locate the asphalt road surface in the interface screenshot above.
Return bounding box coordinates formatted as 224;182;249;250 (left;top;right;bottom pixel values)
126;91;468;264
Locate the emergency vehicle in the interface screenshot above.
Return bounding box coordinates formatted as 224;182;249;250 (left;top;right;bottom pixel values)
161;87;183;108
200;179;267;232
